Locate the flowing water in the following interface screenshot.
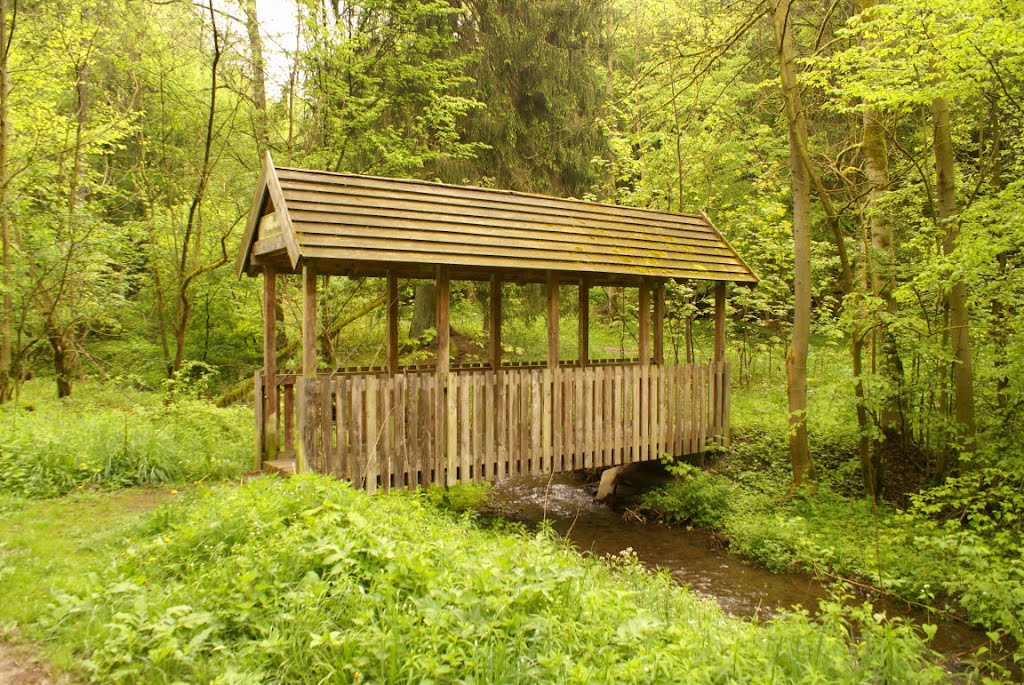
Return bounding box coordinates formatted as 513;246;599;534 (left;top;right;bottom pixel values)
487;472;1005;675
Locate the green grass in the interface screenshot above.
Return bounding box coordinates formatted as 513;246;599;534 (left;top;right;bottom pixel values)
19;475;945;684
0;487;175;670
0;381;252;498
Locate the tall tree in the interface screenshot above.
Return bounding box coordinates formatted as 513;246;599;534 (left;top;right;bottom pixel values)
771;0;813;487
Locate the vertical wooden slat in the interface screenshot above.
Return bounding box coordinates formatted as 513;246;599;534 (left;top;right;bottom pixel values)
459;373;471;483
552;368;562;472
447;372;458;485
536;370;544;473
322;378;335;476
485;371;496;478
684;365;694;456
613;365;623;464
365;376;378;494
640;364;650;461
631;365;641;463
496;371;506;478
474;373;485;478
542;368;552;473
352;377;364;488
284;383;294;455
520;371;531;474
408;374;420;488
298;265;318;474
574;367;584;469
723;362;732;447
582;367;592;469
335;380;347;480
253;371;263;470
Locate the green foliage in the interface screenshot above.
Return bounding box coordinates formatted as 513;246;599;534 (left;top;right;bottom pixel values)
0;383;250;498
41;475;947;683
639;462;733;528
421;481;493;513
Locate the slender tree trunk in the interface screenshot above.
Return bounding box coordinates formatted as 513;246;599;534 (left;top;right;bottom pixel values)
772;0;813;487
932;97;974;468
243;0;269;156
0;0;12;403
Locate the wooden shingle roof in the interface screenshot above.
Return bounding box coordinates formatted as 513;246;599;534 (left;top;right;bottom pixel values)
237;154;757;284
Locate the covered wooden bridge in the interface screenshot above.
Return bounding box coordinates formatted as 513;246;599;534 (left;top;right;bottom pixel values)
237;153;757;493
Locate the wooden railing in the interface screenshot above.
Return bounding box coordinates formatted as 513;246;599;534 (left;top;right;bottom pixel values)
255;362;729;492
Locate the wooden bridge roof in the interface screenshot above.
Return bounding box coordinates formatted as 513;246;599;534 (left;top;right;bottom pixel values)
236;153;757;285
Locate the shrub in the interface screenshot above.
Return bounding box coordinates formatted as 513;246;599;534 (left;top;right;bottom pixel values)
638;461;734;528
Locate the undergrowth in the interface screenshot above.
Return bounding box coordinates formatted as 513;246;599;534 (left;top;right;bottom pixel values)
42;475;948;684
0;381;251;498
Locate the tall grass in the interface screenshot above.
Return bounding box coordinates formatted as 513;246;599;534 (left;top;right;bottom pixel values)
0;381;251;498
48;475;948;684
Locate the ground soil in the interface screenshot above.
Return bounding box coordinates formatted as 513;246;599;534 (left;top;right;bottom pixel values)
0;643;73;685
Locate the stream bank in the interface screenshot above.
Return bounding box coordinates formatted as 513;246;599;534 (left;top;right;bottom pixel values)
485;471;1006;677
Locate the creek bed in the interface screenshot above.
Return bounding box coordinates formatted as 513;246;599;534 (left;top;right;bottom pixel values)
487;473;1004;676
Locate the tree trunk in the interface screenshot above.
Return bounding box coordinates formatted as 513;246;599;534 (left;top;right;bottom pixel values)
933;97;974;467
408;283;437;340
772;0;814;487
0;0;12;403
243;0;269;156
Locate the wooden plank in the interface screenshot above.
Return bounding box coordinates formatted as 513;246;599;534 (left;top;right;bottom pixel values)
284;383;294;455
446;373;458;485
275;168;724;234
366;376;379;494
720;360;729;446
397;375;408;489
490;276;502;370
520;371;530;474
653;280;665;365
696;365;705;456
574;367;584;470
407;374;419;488
335;380;348;480
459;373;471;483
473;373;484;478
613;365;623;464
253;371;263;471
541;369;552;473
387;271;399;374
322;379;335;476
302;270;317;376
485;371;496;478
638;281;651;366
584;367;594;469
714;281;727;364
381;376;392;493
536;370;544;473
299;245;757;284
631;365;641;463
296;232;752;275
352;377;364;488
263;267;278;462
496;371;506;478
596;367;606;468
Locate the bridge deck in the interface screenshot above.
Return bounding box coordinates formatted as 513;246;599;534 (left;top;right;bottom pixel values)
255;361;729;493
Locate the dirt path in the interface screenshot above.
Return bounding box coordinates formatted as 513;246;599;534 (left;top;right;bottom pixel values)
0;643;73;684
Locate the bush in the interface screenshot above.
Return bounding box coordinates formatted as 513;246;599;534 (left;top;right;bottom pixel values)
638;462;734;528
47;476;947;684
0;383;251;498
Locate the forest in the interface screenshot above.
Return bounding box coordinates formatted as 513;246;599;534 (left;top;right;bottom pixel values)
0;0;1022;682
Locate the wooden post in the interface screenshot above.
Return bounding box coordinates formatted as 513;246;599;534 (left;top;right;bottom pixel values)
489;274;502;370
436;267;450;375
297;264;317;474
578;280;589;367
638;279;651;365
547;271;560;369
262;266;278;464
714;281;727;364
653;279;665;365
387;271;399;374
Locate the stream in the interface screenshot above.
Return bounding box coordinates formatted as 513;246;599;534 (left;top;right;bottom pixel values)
487;472;1004;675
